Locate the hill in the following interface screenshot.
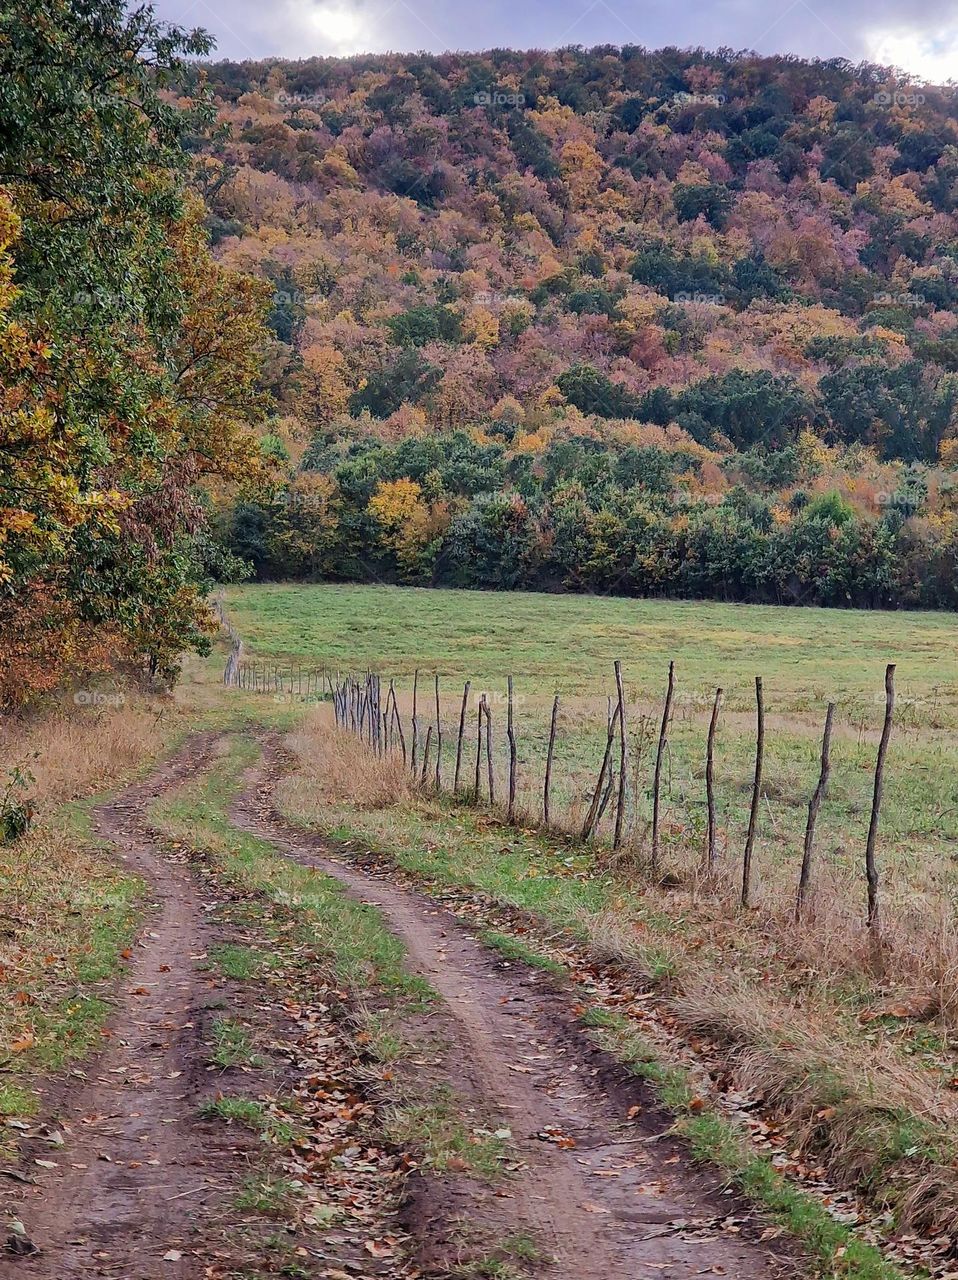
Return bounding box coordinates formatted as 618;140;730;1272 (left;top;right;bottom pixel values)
197;48;958;606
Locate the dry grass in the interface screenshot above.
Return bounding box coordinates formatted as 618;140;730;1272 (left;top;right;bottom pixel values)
275;709;958;1246
0;695;173;1123
0;694;173;813
674;977;958;1235
282;708;417;814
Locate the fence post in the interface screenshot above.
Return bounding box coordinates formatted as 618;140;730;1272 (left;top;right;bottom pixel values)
434;673;442;789
796;701;835;921
454;681;471;792
506;676;517;823
484;696;495;805
582;702;620;841
705;687;722;870
651;661;675;875
865;664;895;931
613;661;627;850
544;694;559;826
474;697;484;800
741;676;764;909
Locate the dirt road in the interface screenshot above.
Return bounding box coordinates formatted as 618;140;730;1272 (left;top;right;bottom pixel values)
4;734;796;1279
232;738;794;1280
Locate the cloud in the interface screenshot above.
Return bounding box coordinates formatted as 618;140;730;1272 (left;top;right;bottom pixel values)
151;0;958;81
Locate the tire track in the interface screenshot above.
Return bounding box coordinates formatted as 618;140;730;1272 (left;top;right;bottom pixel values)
232;736;796;1280
4;734;225;1280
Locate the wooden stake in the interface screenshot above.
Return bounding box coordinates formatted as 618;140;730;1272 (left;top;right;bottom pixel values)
582;702;621;841
651;662;675;875
705;688;722;870
474;698;484;800
544;694;559;826
454;681;471;792
434;673;442;789
741;676;764;909
506;676;517;823
484;696;495;805
795;701;835;922
411;669;419;774
865;665;895;931
613;661;628;849
420;726;432;785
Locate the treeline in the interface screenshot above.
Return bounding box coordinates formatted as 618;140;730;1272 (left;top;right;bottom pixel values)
217;428;958;609
0;2;271;707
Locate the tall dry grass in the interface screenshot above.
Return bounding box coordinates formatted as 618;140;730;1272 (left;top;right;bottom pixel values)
0;693;173;814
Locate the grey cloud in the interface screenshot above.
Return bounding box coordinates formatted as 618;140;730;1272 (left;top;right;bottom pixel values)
152;0;958;79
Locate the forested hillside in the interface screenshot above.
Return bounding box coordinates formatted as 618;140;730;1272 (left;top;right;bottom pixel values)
200;49;958;606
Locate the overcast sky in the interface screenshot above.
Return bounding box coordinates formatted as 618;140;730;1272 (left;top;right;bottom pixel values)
152;0;957;82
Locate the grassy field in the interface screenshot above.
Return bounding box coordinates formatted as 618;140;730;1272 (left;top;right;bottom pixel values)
225;583;958;925
224;582;958;717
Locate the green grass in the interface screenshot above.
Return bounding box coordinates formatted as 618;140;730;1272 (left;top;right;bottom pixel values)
234;1173;300;1215
209;943;276;981
210;1017;262;1068
582;1006;908;1280
200;1096;298;1145
384;1086;514;1179
228;582;958;926
225;582;958;711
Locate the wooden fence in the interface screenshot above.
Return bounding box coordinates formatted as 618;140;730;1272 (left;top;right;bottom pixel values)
220;631;897;930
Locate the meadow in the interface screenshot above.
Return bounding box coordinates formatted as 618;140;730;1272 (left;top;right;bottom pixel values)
225;583;958;922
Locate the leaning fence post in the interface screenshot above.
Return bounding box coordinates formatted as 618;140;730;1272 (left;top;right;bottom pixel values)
865;664;895;931
454;681;471;792
506;676;517;823
420;725;433;785
613;661;628;849
741;676;764;909
582;702;620;841
705;687;722;870
544;693;559;826
651;661;675;875
484;696;495;805
796;701;835;922
411;669;420;775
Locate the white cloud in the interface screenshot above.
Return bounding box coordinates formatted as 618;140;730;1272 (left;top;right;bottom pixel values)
866;26;958;82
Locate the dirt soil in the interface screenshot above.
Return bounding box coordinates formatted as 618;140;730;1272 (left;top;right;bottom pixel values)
2;733;229;1279
2;731;803;1279
232;735;799;1280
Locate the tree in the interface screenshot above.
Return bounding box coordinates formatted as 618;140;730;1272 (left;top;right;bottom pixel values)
0;1;271;703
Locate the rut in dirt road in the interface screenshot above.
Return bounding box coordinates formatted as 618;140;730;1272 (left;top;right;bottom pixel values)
233;737;796;1280
3;734;227;1280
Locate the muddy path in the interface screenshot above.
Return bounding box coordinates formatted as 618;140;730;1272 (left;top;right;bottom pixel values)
3;733;228;1280
232;736;797;1280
